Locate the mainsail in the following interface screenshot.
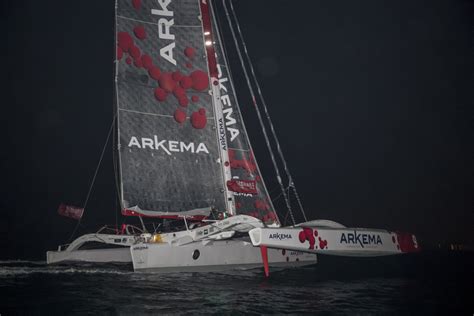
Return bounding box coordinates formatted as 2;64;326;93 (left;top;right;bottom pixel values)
116;0;228;216
115;0;280;224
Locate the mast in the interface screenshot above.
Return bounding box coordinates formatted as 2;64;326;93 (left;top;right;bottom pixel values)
199;0;236;215
113;0;124;207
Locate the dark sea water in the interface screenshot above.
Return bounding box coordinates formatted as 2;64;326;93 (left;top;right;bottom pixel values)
1;251;472;315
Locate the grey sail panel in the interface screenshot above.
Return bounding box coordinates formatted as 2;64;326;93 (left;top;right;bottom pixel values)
116;0;226;214
209;2;280;225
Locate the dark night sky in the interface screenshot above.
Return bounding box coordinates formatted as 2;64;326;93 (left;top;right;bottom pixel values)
0;0;472;260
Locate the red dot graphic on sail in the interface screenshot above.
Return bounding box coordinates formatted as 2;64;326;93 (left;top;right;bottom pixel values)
133;25;146;40
184;47;196;59
132;0;141;10
118;32;133;52
154;88;167;102
141;54;153;69
149;67;161;81
174;109;186;124
191;109;207;129
228;149;257;174
117;27;211;129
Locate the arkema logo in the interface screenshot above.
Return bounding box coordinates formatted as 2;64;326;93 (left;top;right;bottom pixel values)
269;233;293;240
340;230;383;248
128;136;209;155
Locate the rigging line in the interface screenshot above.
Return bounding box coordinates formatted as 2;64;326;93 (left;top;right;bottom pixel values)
228;0;308;222
68;114;117;242
223;0;296;226
112;113;120;228
271;185;290;202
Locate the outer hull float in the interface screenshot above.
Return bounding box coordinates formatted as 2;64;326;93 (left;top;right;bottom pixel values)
249;227;420;257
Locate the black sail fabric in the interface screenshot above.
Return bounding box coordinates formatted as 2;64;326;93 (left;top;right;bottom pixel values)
209;2;280;225
116;0;227;215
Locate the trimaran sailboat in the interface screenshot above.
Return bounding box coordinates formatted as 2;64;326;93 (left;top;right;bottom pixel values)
47;0;419;275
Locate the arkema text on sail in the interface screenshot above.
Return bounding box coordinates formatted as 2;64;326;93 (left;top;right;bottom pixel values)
128;136;209;155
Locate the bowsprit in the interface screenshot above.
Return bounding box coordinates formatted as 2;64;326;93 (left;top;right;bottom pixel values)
340;230;383;248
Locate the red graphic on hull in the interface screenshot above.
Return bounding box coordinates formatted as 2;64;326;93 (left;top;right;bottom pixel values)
318;237;328;249
298;228;328;250
298;228;316;250
396;232;420;253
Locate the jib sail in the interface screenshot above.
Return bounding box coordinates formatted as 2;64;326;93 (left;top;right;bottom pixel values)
115;0;228;216
208;2;280;226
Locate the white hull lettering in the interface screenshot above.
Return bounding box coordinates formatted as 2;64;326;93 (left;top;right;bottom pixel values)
340;230;383;248
269;233;292;240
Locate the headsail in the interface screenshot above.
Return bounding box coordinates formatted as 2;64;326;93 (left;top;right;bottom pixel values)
208;1;281;226
115;0;228;216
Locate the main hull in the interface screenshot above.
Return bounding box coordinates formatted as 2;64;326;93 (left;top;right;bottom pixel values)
249;226;420;256
131;239;317;273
